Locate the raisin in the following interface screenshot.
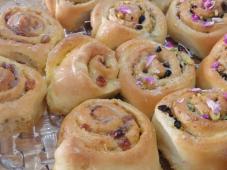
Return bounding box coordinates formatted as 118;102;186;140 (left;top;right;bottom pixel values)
156;46;162;53
158;105;173;117
174;119;181;129
110;128;125;139
118;138;131;151
138;15;145;24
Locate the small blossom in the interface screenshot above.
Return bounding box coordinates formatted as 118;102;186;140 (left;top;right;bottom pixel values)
223;92;227;100
224;34;227;45
177;98;185;103
202;0;215;10
192;13;200;22
201;114;210;119
206;99;221;115
191;88;202;92
117;5;132;14
146;55;156;68
211;61;220;70
144;77;156;84
203;20;215;27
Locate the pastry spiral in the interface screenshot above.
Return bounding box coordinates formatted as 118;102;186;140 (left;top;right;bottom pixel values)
197;34;227;90
116;39;196;118
54;99;161;170
45;0;98;31
153;88;227;170
0;6;64;72
46;34;120;115
91;0;167;49
167;0;227;58
0;56;46;135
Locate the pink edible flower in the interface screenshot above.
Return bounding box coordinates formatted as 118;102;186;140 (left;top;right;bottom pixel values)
177;98;185;103
211;61;220;70
191;88;202;92
206;99;221;115
117;5;132;14
192;14;200;22
136;79;142;86
224;34;227;45
223;92;227;100
203;20;214;27
202;0;215;10
144;77;155;84
201;114;210;119
146;55;156;68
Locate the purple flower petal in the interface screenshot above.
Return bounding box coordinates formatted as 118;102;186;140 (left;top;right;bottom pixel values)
177;98;185;103
117;5;132;14
202;0;215;10
136;79;142;86
211;61;220;70
223;92;227;100
144;77;155;84
191;88;202;92
206;99;221;115
203;20;215;27
224;34;227;45
146;55;156;68
201;114;210;119
192;14;200;22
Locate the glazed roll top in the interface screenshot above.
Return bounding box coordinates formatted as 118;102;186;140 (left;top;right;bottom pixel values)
45;0;98;31
91;0;167;49
167;0;227;58
0;56;46;135
153;88;227;170
46;34;120;115
197;34;227;90
116;39;196;118
54;99;161;170
0;6;64;72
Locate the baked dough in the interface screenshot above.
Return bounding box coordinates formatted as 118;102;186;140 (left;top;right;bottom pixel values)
197;34;227;90
46;34;120;115
54;99;162;170
153;88;227;170
0;56;46;135
116;39;196;118
0;6;64;72
91;0;167;49
167;0;227;58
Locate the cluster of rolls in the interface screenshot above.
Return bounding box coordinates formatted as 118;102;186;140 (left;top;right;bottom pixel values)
0;0;227;169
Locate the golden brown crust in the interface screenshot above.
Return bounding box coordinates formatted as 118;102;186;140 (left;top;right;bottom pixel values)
153;88;227;170
46;34;120;115
167;0;227;58
116;39;196;118
91;0;167;49
197;34;227;90
54;99;162;170
45;0;98;30
0;6;64;73
0;56;46;135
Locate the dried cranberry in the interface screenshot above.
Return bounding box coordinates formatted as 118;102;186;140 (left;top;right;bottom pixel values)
96;76;107;87
110;128;125;139
80;123;91;131
118;138;131;151
25;79;35;91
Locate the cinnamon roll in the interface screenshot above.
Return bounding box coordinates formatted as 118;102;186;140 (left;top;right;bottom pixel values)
116;39;196;118
46;34;120;115
153;88;227;170
45;0;98;31
54;99;161;170
167;0;227;58
0;6;64;72
197;34;227;90
0;56;46;135
91;0;167;49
